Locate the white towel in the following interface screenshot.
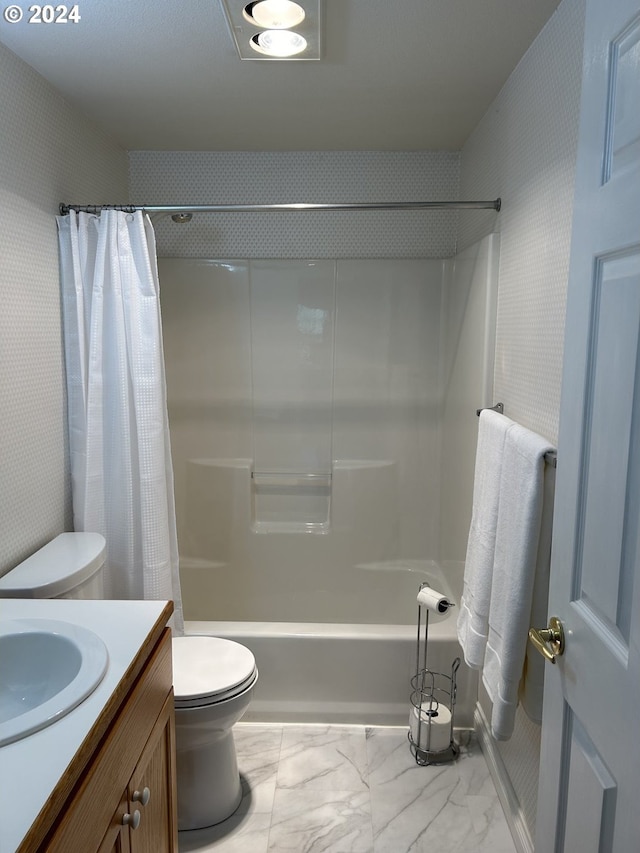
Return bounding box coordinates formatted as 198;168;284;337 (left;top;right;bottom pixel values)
518;461;556;724
482;423;554;740
457;410;512;669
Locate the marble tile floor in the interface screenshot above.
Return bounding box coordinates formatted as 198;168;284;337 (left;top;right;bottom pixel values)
178;724;517;853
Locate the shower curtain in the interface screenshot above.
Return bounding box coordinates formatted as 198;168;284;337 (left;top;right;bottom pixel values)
57;210;183;631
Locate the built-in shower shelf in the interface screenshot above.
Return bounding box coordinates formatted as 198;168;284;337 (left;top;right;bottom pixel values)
252;471;332;488
178;556;227;571
252;469;331;528
251;521;330;534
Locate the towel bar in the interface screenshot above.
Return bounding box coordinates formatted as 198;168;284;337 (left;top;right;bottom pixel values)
476;402;504;416
475;404;557;469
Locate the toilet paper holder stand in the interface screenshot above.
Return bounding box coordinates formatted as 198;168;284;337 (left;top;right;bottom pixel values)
408;582;461;765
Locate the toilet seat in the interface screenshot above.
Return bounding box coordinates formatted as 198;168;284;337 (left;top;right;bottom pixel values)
172;636;258;709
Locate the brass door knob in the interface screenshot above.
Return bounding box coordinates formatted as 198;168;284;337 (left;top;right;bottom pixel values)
528;616;565;664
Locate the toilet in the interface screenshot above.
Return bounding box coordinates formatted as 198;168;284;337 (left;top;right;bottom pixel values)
0;532;258;830
172;636;257;829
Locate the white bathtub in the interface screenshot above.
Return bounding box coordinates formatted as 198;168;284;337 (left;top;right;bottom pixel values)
185;560;477;727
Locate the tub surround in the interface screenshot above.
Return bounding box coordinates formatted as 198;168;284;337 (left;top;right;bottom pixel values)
161;257;446;608
158;239;498;739
162;241;499;630
0;598;173;853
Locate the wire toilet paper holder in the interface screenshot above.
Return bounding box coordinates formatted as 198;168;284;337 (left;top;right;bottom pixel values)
408;582;461;765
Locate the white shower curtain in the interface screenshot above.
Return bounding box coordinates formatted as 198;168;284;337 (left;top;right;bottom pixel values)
57;209;183;631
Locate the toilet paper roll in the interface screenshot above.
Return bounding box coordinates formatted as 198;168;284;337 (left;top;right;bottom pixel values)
409;703;452;752
416;586;452;614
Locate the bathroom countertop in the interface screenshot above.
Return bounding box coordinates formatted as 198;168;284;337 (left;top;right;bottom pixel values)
0;598;172;853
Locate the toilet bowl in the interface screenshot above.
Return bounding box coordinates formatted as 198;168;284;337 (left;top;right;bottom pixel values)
172;635;258;830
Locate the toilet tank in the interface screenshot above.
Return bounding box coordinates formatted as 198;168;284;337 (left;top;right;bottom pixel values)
0;533;106;599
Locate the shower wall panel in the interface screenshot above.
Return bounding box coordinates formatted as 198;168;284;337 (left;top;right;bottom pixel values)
251;260;336;527
159;258;445;621
332;260;445;558
439;234;499;563
250;261;335;470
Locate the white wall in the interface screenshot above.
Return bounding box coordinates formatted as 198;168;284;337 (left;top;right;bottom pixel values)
457;0;586;842
0;42;128;573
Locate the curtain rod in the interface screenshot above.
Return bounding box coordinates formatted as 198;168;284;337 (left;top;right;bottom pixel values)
59;199;501;217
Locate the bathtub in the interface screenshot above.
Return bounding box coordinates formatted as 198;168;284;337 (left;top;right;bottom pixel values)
184;560;477;727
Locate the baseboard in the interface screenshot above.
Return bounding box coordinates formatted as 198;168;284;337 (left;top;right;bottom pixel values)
474;703;535;853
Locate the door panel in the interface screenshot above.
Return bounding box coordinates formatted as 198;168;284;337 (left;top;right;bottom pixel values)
561;714;616;853
575;249;640;656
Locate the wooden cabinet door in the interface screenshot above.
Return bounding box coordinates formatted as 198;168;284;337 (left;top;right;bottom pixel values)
40;631;174;853
96;791;131;853
127;693;178;853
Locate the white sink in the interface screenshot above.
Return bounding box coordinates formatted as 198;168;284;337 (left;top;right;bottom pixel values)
0;618;109;747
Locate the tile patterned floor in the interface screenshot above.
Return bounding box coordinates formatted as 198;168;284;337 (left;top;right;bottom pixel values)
178;724;517;853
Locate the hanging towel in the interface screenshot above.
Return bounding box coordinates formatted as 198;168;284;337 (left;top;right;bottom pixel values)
518;461;556;724
457;410;512;669
482;423;554;740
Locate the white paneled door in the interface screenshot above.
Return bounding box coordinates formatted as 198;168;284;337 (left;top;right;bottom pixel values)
535;0;640;850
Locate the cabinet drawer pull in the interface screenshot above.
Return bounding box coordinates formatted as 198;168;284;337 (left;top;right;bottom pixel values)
122;810;141;830
132;786;151;806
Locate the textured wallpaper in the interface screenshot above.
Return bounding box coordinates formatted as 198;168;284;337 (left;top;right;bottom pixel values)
459;0;585;447
0;42;128;573
128;150;461;258
458;0;586;842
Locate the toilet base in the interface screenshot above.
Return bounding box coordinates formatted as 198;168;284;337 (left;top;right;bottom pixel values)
175;723;243;830
172;639;257;831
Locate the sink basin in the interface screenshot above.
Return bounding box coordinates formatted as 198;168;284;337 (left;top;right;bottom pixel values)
0;618;109;746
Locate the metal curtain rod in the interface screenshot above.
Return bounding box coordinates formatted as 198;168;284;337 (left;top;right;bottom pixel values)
58;198;502;217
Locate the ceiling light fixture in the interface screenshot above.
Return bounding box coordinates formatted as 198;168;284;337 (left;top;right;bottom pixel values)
243;0;305;29
221;0;321;60
250;29;308;57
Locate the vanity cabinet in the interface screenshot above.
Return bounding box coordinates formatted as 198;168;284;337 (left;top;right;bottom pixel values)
26;624;178;853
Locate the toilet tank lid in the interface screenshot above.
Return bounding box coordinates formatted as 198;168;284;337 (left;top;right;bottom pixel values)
0;533;106;598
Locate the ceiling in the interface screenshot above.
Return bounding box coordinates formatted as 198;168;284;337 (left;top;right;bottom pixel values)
0;0;562;151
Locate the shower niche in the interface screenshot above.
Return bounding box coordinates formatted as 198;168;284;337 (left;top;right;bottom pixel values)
251;470;331;530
